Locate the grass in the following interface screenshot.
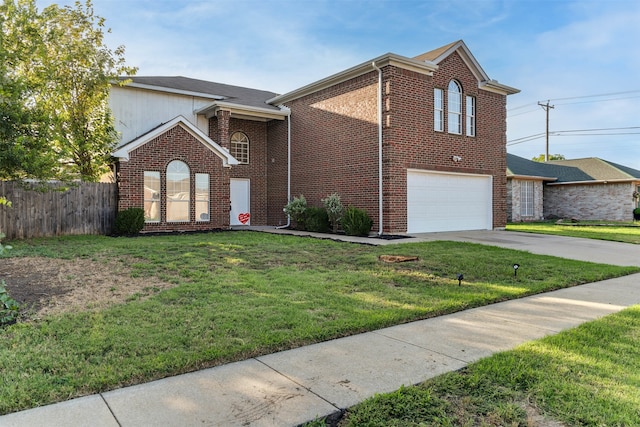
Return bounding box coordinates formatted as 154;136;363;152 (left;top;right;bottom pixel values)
507;221;640;244
336;305;640;426
0;230;638;415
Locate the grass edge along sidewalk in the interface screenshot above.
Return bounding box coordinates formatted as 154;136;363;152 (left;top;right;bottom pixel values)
329;304;640;427
0;231;638;415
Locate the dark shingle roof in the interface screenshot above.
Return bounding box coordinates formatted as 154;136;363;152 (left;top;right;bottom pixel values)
549;158;640;181
121;76;281;110
506;153;557;179
507;154;640;183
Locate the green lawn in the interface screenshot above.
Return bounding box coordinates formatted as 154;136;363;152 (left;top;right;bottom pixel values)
507;221;640;244
337;305;640;426
1;231;637;415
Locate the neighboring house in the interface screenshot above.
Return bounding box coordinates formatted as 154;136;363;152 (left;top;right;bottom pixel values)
507;154;640;222
111;40;519;234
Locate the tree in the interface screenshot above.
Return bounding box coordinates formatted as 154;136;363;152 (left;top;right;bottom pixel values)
532;154;565;162
1;0;136;182
0;0;60;182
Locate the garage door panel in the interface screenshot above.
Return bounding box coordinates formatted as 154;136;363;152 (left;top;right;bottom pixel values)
407;170;492;233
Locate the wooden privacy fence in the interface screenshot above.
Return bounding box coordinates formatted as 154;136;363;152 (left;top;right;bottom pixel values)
0;181;118;240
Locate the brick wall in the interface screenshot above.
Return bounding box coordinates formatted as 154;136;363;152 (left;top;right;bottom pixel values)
544;182;637;221
267;119;289;226
508;178;544;222
383;52;507;231
275;50;509;233
284;72;380;228
208;116;270;225
117;124;230;232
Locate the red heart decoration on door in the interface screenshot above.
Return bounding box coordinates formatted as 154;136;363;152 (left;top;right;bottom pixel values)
238;213;250;224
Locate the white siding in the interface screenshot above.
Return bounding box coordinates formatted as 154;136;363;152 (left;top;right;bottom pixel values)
109;86;212;145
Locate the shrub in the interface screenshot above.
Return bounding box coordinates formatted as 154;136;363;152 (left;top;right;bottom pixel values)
321;193;344;233
342;206;373;236
0;232;12;256
283;195;308;230
305;207;330;233
0;280;19;327
115;207;145;235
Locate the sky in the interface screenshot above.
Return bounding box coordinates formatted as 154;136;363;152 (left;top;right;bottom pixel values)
37;0;640;169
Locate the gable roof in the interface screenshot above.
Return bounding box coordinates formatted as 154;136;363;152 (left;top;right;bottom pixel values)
270;39;518;104
268;52;438;105
507;154;640;184
119;76;282;111
506;153;559;181
413;40;519;95
548;158;640;181
112;115;239;167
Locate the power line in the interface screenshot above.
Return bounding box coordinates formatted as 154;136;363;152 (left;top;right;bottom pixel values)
506;126;640;146
507;89;640;113
549;89;640;102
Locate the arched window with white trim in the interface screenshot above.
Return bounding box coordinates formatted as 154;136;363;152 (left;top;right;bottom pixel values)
230;131;249;164
166;160;190;222
447;80;462;134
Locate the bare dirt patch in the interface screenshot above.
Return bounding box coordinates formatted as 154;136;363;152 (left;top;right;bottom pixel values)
0;256;177;320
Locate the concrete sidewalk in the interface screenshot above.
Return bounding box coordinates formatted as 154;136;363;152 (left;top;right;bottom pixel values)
3;231;640;426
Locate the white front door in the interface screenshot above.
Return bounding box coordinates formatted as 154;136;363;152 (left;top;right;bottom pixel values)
230;179;251;226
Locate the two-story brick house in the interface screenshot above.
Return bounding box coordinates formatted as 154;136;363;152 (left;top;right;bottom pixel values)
111;40;519;234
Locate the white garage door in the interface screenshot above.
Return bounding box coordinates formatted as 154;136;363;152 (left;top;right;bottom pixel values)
407;170;492;233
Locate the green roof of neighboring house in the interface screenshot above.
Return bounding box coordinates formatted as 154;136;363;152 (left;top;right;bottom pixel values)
507;154;640;183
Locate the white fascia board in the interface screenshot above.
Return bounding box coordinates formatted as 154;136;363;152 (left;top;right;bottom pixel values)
268;53;438;105
428;41;519;96
112;115;239;166
123;82;226;101
479;80;520;95
195;101;289;121
547;178;639;186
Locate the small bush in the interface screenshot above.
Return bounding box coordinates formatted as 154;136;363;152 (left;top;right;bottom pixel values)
321;193;344;233
0;280;19;326
0;232;12;256
305;207;330;233
115;207;145;235
342;206;373;236
283;195;308;230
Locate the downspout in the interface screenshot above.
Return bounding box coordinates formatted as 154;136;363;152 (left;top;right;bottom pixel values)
372;61;383;235
276;105;292;229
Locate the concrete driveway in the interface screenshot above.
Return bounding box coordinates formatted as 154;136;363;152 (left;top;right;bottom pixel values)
247;226;640;268
403;230;640;267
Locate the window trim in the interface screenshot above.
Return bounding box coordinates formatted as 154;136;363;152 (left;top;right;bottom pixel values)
230;131;250;164
520;180;534;217
143;171;161;223
447;80;462;135
195;173;210;222
434;88;444;132
466;95;476;137
166;160;190;223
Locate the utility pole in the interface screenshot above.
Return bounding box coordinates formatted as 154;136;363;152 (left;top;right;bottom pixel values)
538;100;554;161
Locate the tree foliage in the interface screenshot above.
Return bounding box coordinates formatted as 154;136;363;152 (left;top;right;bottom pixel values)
532;154;566;162
0;0;136;182
0;0;59;182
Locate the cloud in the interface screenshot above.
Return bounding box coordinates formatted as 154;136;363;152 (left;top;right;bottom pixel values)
505;2;640;167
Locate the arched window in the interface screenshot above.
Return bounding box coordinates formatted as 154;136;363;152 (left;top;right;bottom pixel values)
166;160;190;222
447;80;462;134
230;131;249;164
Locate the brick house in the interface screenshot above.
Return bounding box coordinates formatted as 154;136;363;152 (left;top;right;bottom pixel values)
111;40;519;234
507;153;640;222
